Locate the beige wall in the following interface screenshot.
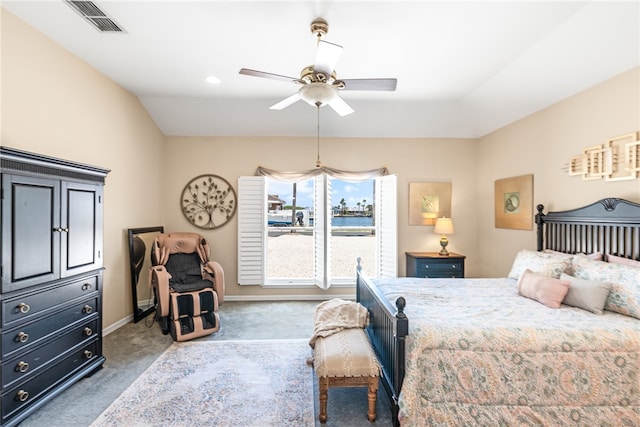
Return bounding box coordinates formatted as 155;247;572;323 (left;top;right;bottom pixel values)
476;67;640;277
163;136;478;298
3;8;639;330
1;9;166;330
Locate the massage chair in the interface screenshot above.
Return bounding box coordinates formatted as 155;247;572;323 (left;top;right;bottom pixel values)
149;232;224;341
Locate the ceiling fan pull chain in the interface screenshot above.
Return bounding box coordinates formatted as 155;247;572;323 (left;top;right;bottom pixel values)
316;102;322;168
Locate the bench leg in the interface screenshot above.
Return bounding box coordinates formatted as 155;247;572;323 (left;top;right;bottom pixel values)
319;377;329;423
367;376;378;422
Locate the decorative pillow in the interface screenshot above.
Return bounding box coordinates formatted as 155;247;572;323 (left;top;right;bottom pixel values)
572;256;640;319
607;254;640;268
508;249;571;280
560;273;612;314
518;269;570;308
543;249;603;261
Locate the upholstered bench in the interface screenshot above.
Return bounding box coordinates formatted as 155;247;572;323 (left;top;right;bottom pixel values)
313;327;381;423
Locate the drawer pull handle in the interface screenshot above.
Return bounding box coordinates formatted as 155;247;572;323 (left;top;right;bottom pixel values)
82;283;93;291
423;265;429;269
451;265;457;269
16;332;29;343
16;361;29;373
84;327;93;336
84;350;93;359
17;303;30;314
16;390;29;402
83;305;93;314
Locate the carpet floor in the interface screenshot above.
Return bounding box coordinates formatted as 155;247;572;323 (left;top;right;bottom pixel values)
16;301;394;427
90;339;314;427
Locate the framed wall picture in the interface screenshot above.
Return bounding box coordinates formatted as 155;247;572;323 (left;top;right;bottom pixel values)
409;182;452;226
494;174;533;230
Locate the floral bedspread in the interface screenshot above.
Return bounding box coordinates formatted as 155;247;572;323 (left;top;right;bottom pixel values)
372;277;640;426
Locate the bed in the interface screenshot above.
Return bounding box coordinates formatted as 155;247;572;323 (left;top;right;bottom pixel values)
356;198;640;426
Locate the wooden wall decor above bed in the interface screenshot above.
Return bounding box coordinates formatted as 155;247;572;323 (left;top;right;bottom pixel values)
564;131;640;181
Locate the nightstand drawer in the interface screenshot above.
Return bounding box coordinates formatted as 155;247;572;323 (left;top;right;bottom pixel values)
406;252;466;278
414;260;463;277
415;259;462;271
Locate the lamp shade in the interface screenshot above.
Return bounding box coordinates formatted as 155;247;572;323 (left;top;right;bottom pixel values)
434;217;454;235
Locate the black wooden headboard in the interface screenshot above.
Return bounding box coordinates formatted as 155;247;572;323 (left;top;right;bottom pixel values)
535;198;640;260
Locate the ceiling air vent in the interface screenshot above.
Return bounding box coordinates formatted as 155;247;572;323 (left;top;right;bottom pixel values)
65;1;125;33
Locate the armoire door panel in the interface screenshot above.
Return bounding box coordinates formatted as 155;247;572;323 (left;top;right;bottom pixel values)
2;175;60;292
61;182;103;278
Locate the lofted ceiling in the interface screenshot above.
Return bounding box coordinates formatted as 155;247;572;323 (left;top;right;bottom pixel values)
2;1;639;139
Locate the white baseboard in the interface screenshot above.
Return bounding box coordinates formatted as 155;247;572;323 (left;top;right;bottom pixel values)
104;294;356;335
223;294;355;302
103;314;133;336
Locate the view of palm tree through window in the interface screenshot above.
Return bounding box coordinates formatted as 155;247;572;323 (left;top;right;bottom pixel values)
266;177;376;282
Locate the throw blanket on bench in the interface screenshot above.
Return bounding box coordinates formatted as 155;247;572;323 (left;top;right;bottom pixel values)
309;299;369;349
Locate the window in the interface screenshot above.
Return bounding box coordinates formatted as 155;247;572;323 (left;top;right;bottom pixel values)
238;173;397;288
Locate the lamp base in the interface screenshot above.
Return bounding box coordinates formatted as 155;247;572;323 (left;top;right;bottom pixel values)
439;236;449;256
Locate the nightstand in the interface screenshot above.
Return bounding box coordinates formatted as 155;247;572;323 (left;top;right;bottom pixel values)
405;252;466;278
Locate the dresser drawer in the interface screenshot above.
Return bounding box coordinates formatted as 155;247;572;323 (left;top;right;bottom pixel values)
2;318;99;389
1;340;100;423
2;275;98;328
2;297;98;359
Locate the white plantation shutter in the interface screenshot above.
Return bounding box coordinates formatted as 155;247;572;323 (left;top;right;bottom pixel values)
376;174;397;278
313;174;332;289
237;176;267;285
325;176;333;286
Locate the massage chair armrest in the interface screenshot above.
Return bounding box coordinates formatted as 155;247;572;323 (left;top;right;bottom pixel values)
150;265;172;317
203;261;225;304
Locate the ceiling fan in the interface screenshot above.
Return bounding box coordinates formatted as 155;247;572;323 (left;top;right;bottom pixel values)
239;18;397;117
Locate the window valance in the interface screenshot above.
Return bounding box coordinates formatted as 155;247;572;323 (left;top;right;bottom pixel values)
255;166;389;183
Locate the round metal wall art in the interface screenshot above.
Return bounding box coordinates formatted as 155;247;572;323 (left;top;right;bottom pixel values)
181;174;237;229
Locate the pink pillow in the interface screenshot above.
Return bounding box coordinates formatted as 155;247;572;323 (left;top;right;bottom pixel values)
586;252;604;261
517;269;571;308
607;254;640;268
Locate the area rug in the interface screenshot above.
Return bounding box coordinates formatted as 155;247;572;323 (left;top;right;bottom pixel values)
90;339;315;427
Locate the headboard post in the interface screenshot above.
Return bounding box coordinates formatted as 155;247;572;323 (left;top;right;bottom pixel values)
535;204;545;251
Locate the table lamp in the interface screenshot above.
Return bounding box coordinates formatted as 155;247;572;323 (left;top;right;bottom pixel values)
434;217;454;256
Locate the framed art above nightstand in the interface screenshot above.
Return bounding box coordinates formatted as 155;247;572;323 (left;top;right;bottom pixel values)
405;252;465;278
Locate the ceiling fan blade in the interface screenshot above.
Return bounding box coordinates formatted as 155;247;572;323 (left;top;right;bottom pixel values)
327;95;354;117
314;40;343;77
270;93;301;110
341;78;397;91
239;68;298;83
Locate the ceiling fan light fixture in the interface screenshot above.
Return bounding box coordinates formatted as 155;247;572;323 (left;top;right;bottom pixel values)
299;82;336;106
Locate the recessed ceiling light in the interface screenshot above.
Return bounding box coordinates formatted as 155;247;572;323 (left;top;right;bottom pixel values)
206;75;221;84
